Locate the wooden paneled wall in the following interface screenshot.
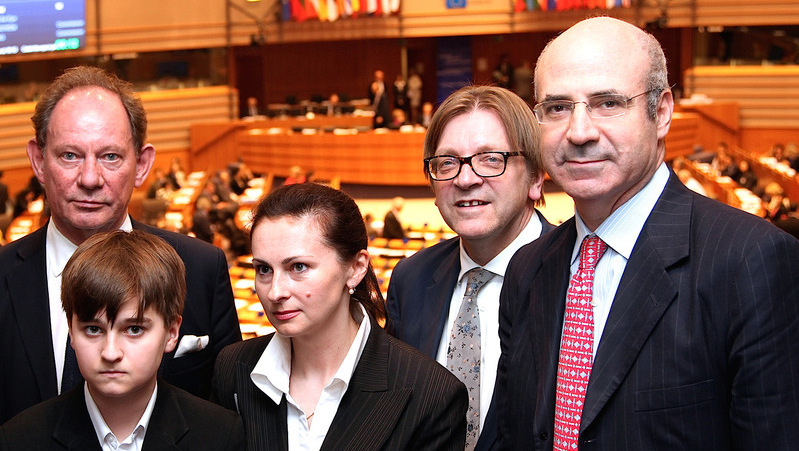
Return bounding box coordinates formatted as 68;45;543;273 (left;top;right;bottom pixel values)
683;66;799;152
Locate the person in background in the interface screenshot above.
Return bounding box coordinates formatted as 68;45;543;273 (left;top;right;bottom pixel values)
229;161;254;196
512;60;534;104
369;70;392;129
284;165;307;185
167;156;186;190
245;96;263;118
763;181;793;222
419;102;434;128
213;183;467;451
388;108;410;130
382;196;406;240
325;92;342;116
393;73;409;118
709;141;732;175
192;196;215;244
0;230;245;450
0;66;241;424
733;159;758;191
497;17;799;450
387;85;553;451
407;69;423;124
491;54;513;90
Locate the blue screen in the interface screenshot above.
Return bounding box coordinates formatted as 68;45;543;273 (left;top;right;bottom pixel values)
0;0;85;56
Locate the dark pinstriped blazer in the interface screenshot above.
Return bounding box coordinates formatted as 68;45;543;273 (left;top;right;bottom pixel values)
496;172;799;450
0;380;245;451
212;317;468;451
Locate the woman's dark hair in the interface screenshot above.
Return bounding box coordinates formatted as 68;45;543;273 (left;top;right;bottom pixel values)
249;183;385;322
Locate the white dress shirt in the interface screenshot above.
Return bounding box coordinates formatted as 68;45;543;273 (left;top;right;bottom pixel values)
570;163;669;358
436;212;543;429
250;304;371;451
85;382;158;451
47;217;133;392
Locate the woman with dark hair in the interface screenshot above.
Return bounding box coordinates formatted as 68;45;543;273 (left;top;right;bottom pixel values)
213;183;467;451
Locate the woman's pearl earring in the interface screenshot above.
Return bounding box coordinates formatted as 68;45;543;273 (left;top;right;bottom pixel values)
348;287;355;295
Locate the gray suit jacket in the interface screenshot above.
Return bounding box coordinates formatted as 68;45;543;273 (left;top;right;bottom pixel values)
0;381;245;450
386;209;554;451
212;317;468;451
0;220;241;423
496;172;799;450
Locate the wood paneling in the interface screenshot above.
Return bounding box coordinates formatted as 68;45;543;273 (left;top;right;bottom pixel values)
238;129;428;186
683;66;799;130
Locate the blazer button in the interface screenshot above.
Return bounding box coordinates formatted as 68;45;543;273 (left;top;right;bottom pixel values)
538;431;548;441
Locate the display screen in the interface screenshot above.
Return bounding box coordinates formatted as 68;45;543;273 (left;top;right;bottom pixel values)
0;0;85;56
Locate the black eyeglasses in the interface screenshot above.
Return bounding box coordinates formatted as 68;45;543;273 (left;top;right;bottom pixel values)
424;151;522;181
532;89;655;124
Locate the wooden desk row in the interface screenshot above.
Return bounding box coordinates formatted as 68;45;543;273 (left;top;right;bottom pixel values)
238;128;429;186
683;160;765;217
728;147;799;202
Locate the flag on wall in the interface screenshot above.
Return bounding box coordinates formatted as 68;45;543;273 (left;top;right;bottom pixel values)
514;0;628;11
283;0;397;20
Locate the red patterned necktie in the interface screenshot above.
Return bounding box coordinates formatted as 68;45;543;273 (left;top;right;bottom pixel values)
553;235;608;450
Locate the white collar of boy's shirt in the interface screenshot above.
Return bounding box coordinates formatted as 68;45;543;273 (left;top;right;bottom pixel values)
251;303;371;406
572;162;669;264
47;216;133;393
457;209;542;280
85;381;158;451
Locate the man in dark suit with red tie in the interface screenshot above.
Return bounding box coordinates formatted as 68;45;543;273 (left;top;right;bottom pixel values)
0;66;241;424
497;17;799;450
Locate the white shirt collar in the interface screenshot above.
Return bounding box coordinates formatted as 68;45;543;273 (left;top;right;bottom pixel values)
47;216;134;277
251;303;372;406
573;163;669;263
85;381;158;451
458;210;542;280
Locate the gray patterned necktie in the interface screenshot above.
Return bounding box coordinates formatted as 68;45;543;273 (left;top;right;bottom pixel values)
447;267;494;451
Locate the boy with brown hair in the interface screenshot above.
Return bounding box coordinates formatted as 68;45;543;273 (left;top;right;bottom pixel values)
0;230;244;450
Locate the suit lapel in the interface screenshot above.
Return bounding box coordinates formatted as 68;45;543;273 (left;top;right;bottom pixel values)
7;226;59;400
142;384;188;451
322;321;412;451
418;242;460;358
52;387;104;451
233;338;289;451
581;175;691;429
531;222;576;421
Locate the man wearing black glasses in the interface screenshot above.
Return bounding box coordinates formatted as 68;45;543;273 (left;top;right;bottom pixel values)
386;85;554;451
497;17;799;450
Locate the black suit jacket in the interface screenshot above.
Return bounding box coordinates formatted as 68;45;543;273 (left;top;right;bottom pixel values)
0;220;241;423
0;381;245;450
212;317;468;451
496;173;799;450
386;210;553;451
